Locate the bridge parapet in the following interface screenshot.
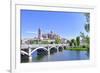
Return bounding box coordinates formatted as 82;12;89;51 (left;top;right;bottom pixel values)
21;44;68;49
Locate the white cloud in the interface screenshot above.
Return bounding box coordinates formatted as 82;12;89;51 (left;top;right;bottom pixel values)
26;31;37;34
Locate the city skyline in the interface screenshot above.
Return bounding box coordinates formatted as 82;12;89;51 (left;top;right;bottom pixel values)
21;9;88;40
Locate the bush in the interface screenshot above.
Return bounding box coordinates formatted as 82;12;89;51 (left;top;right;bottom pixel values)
41;41;49;44
82;45;86;48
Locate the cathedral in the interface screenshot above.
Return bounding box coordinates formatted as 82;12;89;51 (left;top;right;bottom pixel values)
37;28;60;41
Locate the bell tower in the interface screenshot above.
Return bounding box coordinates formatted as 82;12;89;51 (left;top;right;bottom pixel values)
38;28;42;40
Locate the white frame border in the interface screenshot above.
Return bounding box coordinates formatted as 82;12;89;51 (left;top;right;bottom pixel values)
11;4;96;73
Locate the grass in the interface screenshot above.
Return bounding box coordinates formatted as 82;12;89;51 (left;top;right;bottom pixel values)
65;47;88;51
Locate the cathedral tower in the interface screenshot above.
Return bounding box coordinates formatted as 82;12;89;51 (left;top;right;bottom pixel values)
38;28;42;40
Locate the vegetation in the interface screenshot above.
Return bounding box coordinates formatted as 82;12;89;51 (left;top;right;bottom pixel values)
85;23;89;33
76;36;80;46
29;40;38;44
65;47;87;51
79;13;90;49
55;37;61;44
66;13;90;51
69;41;72;47
84;13;90;33
41;40;49;44
70;39;76;47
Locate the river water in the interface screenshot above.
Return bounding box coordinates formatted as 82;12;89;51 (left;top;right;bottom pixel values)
23;49;89;62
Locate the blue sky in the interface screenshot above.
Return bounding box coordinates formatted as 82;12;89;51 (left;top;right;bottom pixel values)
21;9;88;39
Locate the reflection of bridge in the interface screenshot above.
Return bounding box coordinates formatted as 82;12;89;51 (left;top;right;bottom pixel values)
21;44;69;62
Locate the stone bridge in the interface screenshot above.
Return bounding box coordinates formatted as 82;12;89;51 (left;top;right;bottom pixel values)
21;44;69;62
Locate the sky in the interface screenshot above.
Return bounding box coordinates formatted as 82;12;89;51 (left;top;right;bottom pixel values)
21;9;88;40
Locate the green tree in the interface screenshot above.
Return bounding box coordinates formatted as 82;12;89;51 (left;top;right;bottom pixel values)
80;32;85;39
69;41;72;47
80;32;86;43
79;13;90;50
74;41;76;47
76;36;80;46
67;40;70;46
85;23;89;33
86;35;90;48
80;32;90;48
84;13;90;33
55;37;61;44
71;39;76;47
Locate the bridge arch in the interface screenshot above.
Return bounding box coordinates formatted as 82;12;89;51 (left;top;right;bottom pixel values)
49;46;58;51
31;47;48;55
58;46;64;51
21;50;29;56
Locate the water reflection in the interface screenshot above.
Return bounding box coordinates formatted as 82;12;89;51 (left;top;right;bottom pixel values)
21;49;89;63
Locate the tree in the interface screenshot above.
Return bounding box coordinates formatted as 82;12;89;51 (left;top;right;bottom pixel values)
79;13;90;49
74;41;76;47
71;39;76;47
85;23;89;33
55;37;61;44
86;35;90;47
84;13;90;33
80;32;90;48
80;32;86;40
80;32;86;44
69;41;72;47
76;36;80;46
67;40;70;46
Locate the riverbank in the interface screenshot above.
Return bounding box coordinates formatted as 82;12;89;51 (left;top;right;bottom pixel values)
65;47;88;51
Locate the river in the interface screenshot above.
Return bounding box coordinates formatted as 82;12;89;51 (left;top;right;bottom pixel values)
21;49;89;63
